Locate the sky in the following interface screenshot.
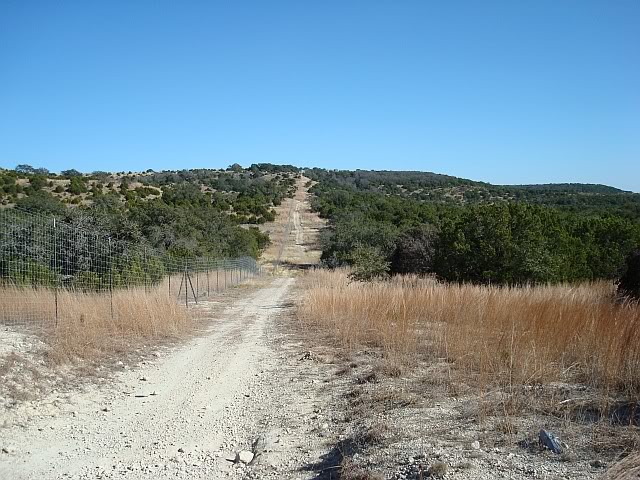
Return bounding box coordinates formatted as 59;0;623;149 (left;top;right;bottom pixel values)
1;1;639;191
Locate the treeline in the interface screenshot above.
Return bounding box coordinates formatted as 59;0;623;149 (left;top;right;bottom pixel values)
306;168;640;222
2;163;299;225
1;164;297;261
310;176;640;284
14;190;270;260
139;165;299;222
305;167;475;192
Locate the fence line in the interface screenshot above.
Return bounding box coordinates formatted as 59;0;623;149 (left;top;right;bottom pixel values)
0;207;262;326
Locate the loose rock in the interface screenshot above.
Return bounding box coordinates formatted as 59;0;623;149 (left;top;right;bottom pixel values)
235;450;254;464
427;461;448;478
539;429;563;454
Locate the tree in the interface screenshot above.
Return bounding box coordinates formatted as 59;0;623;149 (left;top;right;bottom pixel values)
15;164;36;175
67;177;88;195
618;249;640;301
390;225;438;275
29;175;47;192
61;169;82;177
119;180;130;196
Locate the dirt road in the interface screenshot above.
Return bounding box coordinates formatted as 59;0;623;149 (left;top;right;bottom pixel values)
259;176;324;270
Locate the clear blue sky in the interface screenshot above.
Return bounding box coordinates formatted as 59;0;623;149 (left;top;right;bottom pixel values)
1;1;639;191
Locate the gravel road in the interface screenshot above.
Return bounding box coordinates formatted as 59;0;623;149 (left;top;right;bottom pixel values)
0;276;332;480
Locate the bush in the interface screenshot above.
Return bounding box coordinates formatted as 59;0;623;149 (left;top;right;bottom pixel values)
390;225;438;275
16;192;66;216
349;245;390;282
2;260;57;287
618;249;640;301
67;177;87;195
29;175;47;191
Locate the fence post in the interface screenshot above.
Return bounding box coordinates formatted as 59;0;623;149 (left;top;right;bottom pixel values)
184;260;188;308
184;259;198;305
109;237;114;319
143;246;148;294
207;258;210;297
53;217;59;327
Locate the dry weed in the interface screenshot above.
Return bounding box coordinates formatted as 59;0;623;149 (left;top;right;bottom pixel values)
0;286;191;362
298;269;640;403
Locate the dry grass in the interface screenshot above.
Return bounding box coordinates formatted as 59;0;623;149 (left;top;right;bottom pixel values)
0;286;191;362
298;269;640;401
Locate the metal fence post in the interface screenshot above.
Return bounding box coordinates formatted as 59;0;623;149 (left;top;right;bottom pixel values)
53;217;59;326
184;260;188;308
108;237;114;319
143;246;148;293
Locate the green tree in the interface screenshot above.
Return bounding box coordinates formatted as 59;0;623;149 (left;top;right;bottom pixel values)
67;177;87;195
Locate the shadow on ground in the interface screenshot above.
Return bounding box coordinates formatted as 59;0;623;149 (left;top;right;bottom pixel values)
301;437;361;479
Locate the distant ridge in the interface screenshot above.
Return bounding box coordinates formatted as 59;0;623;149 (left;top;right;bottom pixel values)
502;183;628;194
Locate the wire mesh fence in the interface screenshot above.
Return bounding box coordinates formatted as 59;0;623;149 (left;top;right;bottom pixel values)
0;207;262;326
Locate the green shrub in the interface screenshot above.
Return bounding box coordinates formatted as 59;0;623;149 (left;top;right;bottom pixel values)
67;177;87;195
349;245;390;282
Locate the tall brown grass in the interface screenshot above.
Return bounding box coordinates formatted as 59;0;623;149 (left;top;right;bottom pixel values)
0;286;190;362
299;269;640;398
